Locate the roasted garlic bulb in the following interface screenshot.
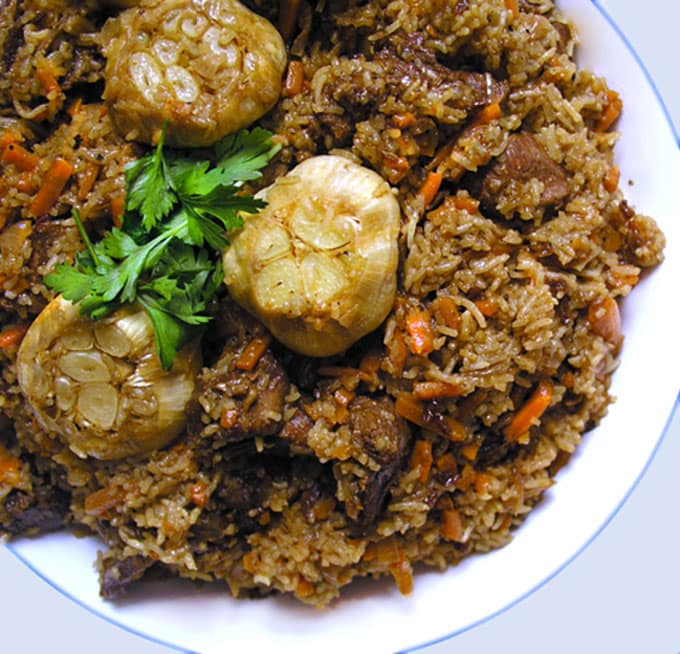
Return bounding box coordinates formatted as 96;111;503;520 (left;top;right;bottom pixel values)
223;155;401;357
16;296;200;460
101;0;287;146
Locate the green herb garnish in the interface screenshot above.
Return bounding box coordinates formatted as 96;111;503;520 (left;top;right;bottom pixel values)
45;126;280;369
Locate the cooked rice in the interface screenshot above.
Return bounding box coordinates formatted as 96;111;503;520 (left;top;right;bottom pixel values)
0;0;665;606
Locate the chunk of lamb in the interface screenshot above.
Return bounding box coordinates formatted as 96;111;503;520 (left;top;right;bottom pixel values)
334;396;411;532
187;341;289;446
478;131;569;217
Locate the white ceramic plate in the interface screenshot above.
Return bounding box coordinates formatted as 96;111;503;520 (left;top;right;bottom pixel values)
6;2;680;653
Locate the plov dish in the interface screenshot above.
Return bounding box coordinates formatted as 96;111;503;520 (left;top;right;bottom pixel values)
0;0;666;612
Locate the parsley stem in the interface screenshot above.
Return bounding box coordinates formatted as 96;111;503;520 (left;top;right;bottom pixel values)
71;208;101;267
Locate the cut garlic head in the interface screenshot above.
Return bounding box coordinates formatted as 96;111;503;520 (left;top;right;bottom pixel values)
16;296;200;460
223;155;401;357
101;0;287;146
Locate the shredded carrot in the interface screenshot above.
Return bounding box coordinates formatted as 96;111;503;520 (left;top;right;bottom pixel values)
441;508;463;541
219;407;239;430
383;152;410;184
395;392;467;442
279;0;302;41
358;348;382;382
389;558;414;595
295;576;314;598
405;308;435;356
413;380;462;400
67;97;83;118
452;194;480;214
431;295;460;330
603;165;620;193
36;66;61;96
235;334;271;371
0;323;29;349
283;60;305;97
0;445;21;485
461;442;480;461
363;539;401;564
391;112;417;129
588;296;622;347
312;497;336;521
474;472;491;493
110;194;125;228
386;330;408;375
504;0;518;18
0;131;21;149
77;162;100;200
258;510;271;526
474;101;503;126
417;171;443;207
191;481;208;508
596;90;623;132
1;142;39;172
83;485;124;517
333;387;355;407
410;440;433;483
504;379;554;442
436;453;458;474
29;157;73;217
474;298;498;317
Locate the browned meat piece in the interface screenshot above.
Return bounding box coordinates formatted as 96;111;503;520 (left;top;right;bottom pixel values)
478;132;569;213
335;396;411;532
187;347;289;445
99;555;156;599
3;486;70;535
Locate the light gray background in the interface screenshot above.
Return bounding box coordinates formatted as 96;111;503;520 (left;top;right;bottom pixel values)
2;1;679;652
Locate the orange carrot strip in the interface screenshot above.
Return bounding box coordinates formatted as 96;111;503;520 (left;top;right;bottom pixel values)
77;162;100;200
417;171;443;207
452;194;480;213
405;308;435;356
295;576;314;599
83;485;124;517
220;407;239;429
0;323;29;349
36;67;61;96
410;440;433;483
461;442;480;461
395;392;467;442
386;330;408;374
283;60;305;97
191;481;208;508
391;112;417;129
603;165;620;193
596;90;623;132
441;508;463;541
1;142;39;172
383;152;410;184
431;295;460;330
29;157;73;217
504;0;519;18
235;334;272;371
0;131;20;149
474;298;498;317
389;558;414;595
474;101;503;126
110;194;125;228
333;387;355;407
413;380;462;400
504;380;554;442
436;453;458;474
588;296;622;347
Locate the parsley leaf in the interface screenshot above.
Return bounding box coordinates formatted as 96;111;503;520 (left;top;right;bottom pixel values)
45;126;279;368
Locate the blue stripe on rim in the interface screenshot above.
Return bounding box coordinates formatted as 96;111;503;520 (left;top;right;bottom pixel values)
5;2;680;653
399;4;680;651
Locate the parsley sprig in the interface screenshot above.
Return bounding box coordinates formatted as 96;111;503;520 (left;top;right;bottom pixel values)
45;126;280;369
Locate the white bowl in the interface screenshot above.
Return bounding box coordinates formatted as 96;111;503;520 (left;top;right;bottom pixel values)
7;1;680;652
